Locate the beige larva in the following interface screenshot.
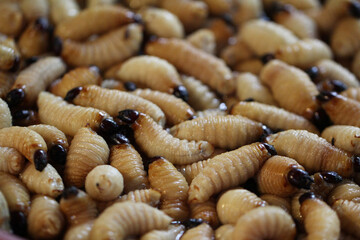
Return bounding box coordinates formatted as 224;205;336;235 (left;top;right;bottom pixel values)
64;221;94;240
0;191;10;232
260;194;291;213
331;18;360;58
0;72;15;99
90;202;172;240
0;39;20;71
100;79;126;91
64;127;109;188
328;181;360;206
352;50;360;79
181;223;214;240
232;0;263;27
140;224;185;240
20;0;49;21
186;29;216;55
0;98;11;130
234;59;264;75
220;37;254;67
28;124;68;151
87;0;117;7
177;158;212;184
215;224;234;240
332;199;360;238
190;198;219;228
0;2;23;37
119;189;161;207
195;109;226;118
49;0;79;24
0;147;25;175
321;125;360;155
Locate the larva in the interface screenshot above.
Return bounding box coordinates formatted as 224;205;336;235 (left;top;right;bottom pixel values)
170;115;264;150
215;224;234;240
217;188;267;225
6;57;66;108
87;0;117;8
181;223;214;240
266;130;354;177
66;85;165;127
331;18;360;58
328;181;360;206
110;144;148;193
234;59;264;75
20;0;49;21
0;72;15;99
188;142;275;204
55;5;138;41
300;193;340;240
115;55;183;95
49;0;79;25
119;189;161;207
232;206;296;240
0;2;23;37
0;126;48;171
149;157;189;221
352;50;360;79
0;191;10;232
257;156;313;197
59;23;143;70
291;190;307;224
195;109;226;118
310;171;343;200
275;39;332;69
260;194;291;213
20;163;64;198
235;73;278;106
260;60;319;119
0;39;20;72
120;111;214;165
64;221;94;240
321;125;360;155
64;127;109;188
160;0;208;32
231;101;319;134
332;199;360;238
186;29;216;55
145;38;234;95
139;7;184;38
0;147;25;175
37;91;110;136
341;87;360;101
190;198;219;228
240;19;298;56
140;224;185;240
232;0;263;27
100;79;126;91
27;195;65;240
0;98;12;130
90;202;172;240
0;171;30;215
206;18;234;54
181;75;220;111
220;37;254;67
50;66;101;99
177;158;212;184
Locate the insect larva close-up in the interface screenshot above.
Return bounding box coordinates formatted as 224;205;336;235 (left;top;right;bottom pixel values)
0;39;20;72
234;58;264;75
0;2;24;37
0;98;12;130
181;222;214;240
186;29;216;55
231;0;263;27
20;0;49;21
63;221;94;240
0;71;15;99
140;224;185;240
260;194;292;213
0;191;11;232
49;0;80;25
327;181;360;206
310;171;343;201
0;147;25;175
119;189;161;207
220;37;254;67
321;125;360;155
331;17;360;58
332;199;360;238
190;198;219;228
177;158;212;185
215;224;234;240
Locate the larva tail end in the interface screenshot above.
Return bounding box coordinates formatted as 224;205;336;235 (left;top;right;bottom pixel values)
64;87;82;103
287;168;314;190
316;91;337;102
5;88;25;108
349;1;360;18
263;143;277;156
353;156;360;172
117;109;140;124
173;85;189;102
9;55;20;72
124;81;137;91
34;149;48;171
319;171;342;184
260;53;275;64
62;186;79;199
10;211;27;237
53;37;63;56
299;192;316;204
49;144;67;165
305;66;319;81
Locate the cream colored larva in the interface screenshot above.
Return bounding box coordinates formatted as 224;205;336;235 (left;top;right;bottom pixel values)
260;194;292;213
186;29;216;55
331;18;360;58
0;2;23;37
232;0;263;27
87;0;117;8
140;224;185;240
181;223;214;240
49;0;79;25
327;181;360;206
20;0;49;21
332;199;360;238
0;98;11;130
0;147;25;175
341;87;360;102
190;198;219;228
321;125;360;155
0;38;20;72
220;37;254;67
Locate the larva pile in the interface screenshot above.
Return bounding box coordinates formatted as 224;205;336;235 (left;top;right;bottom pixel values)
1;0;360;239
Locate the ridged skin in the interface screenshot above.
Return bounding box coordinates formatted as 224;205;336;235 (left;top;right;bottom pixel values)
234;59;263;75
215;224;234;240
140;225;185;240
49;0;79;25
0;147;25;175
332;199;360;238
64;221;94;240
28;124;68;150
181;223;213;240
322;125;360;155
331;18;360;58
177;158;212;184
328;182;360;206
260;194;291;213
221;38;254;67
190;198;219;228
0;42;19;71
0;98;11;130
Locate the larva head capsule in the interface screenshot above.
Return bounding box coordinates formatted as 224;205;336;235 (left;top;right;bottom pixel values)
64;86;82;103
262;143;277;156
348;1;360;18
173;85;189;102
12;109;31;122
34;149;48;171
268;1;292;17
48;144;67;165
5;88;25;108
287;168;314;190
106;133;130;145
299;192;316;204
10;211;27;237
319;171;343;184
305;66;320;81
117;109;140;124
99;118;120;135
316;91;337;102
62;186;79;199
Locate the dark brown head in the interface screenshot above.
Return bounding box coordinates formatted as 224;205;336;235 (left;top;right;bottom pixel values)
48;144;67;165
319;171;342;184
173;85;189;102
117;109;140;124
64;87;82;103
34;149;48;171
263;143;277;156
287;168;314;189
5;88;25;109
62;186;79;199
299;192;316;204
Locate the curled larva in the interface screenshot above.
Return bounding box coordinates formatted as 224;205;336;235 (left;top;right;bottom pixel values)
341;87;360;101
322;125;360;155
6;57;66;108
160;0;208;32
188;142;275;204
170;115;264;150
260;194;291;213
0;39;20;72
217;189;267;225
87;0;117;8
90;202;172;240
20;0;49;21
66;85;165;127
275;39;332;69
49;0;79;25
0;98;12;130
85;165;124;201
20;163;64;198
145;38;234;95
149;157;189;221
186;29;216;55
115;55;183;94
181;75;220;111
300;193;340;240
234;59;264;75
50;66;101;98
190;198;219;228
231;101;319;134
0;72;15;99
232;0;263;27
181;223;214;240
332;199;360;238
0;147;25;175
60;23;143;70
220;37;254;67
0;2;23;37
139;7;184;38
266;130;354;177
140;224;185;240
328;181;360;206
0;171;30;215
0;126;48;171
215;224;234;240
64;127;109;188
257;156;313;197
240;19;298;56
55;5;138;41
0;191;10;232
331;18;360;58
27;195;65;240
235;73;277;106
122;111;214;165
352;50;360;79
232;206;296;240
37;91;110;136
260;60;319;119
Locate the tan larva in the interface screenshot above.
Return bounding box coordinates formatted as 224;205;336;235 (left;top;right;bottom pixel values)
235;73;278;106
332;199;360;238
217;188;267;225
64;127;109;188
87;0;117;8
104;61;124;79
170;115;264;150
232;206;296;240
231;101;319;134
20;163;64;198
49;0;79;25
110;144;148;193
60;23;143;70
188;142;273;204
220;37;254;67
309;172;341;201
0;147;25;175
149;158;189;221
328;181;360;206
100;79;126;91
55;5;138;41
145;38;234;95
181;223;214;240
160;0;208;32
38;91;110;136
190;198;219;228
115;55;183;94
0;191;10;232
321;125;360;155
27;195;65;240
28;124;68;152
260;194;291;213
177;158;212;185
139;7;184;38
0;171;30;215
215;224;234;240
90;202;172;240
64;221;94;240
0;39;20;71
140;224;185;240
186;29;216;55
195;109;226;118
132;89;194;126
0;72;15;99
240;19;298;56
234;59;264;75
232;0;263;27
260;60;319;119
0;98;11;130
129;112;214;165
291;190;307;224
352;50;360;79
331;18;360;58
20;0;49;21
301;195;340;240
0;2;23;37
206;18;234;53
